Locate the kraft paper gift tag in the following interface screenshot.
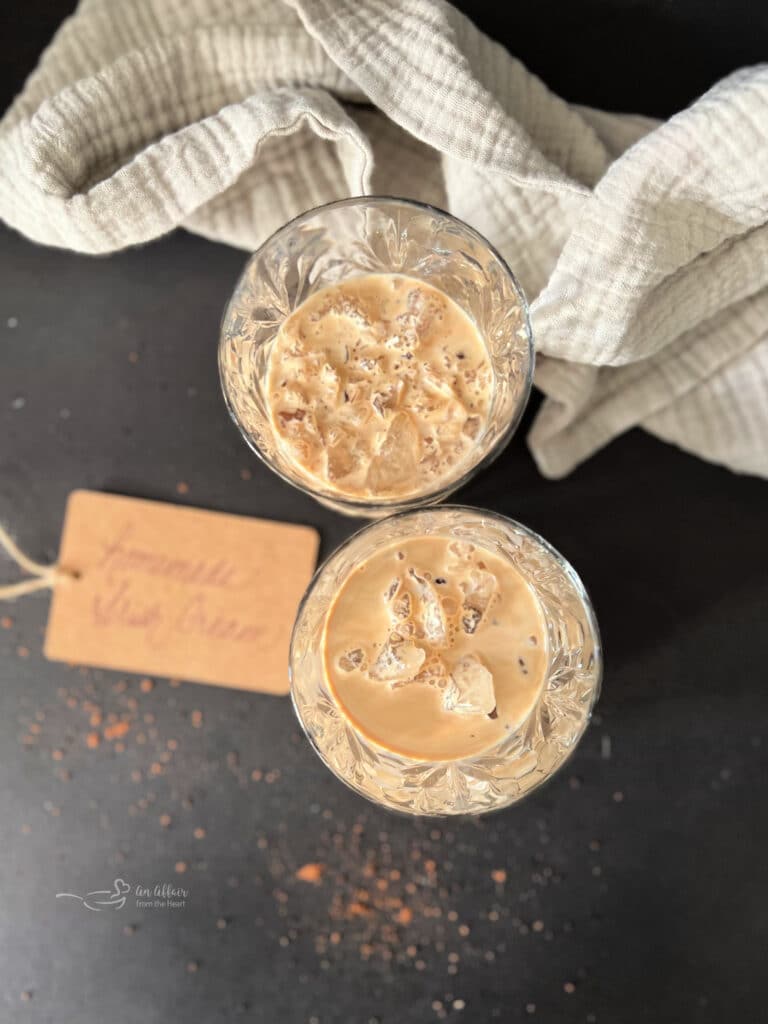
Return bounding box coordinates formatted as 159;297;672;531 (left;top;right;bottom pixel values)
24;491;319;694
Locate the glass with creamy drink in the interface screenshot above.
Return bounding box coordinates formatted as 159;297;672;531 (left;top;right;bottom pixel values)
219;198;533;516
290;507;601;816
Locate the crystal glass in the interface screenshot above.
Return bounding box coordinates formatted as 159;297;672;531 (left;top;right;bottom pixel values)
218;197;533;517
290;507;602;816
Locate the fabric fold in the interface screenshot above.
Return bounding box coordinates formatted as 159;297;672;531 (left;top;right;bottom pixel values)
0;0;766;480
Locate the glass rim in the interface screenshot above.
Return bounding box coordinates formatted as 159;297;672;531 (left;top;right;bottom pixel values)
218;195;535;514
289;504;603;778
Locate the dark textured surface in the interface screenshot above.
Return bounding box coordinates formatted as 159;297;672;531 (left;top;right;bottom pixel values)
2;4;768;1024
2;0;768;117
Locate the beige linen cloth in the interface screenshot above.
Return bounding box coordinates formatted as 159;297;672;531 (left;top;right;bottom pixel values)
1;0;767;478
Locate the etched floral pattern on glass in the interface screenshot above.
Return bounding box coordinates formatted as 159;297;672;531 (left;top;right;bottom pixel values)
290;507;602;816
219;197;533;517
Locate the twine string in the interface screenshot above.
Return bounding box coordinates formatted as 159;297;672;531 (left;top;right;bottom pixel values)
0;523;76;601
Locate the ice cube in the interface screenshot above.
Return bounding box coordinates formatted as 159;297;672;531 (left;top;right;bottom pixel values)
287;347;323;379
366;412;418;493
418;450;441;478
326;440;355;481
435;397;470;440
319;362;341;399
371;381;403;418
408;568;448;645
392;591;412;621
277;408;306;430
278;384;307;410
443;654;496;716
459;569;497;634
421;364;455;399
406;288;442;334
384;328;419;354
369;641;426;684
285;335;306;358
341;400;374;430
343;378;367;401
407;288;427;313
358;356;381;374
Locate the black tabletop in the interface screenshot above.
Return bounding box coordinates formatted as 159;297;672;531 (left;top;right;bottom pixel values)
2;4;767;1024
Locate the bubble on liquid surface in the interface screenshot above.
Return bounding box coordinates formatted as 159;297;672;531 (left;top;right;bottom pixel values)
462;415;482;440
412;656;449;689
443;654;496;716
338;649;367;673
448;541;476;563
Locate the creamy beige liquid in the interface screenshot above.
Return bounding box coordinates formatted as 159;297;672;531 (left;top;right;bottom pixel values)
266;274;493;499
323;536;548;761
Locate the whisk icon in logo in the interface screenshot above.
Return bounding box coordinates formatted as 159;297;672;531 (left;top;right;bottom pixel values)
56;878;130;911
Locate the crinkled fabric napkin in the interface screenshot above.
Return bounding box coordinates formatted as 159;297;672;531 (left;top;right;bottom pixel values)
1;0;767;478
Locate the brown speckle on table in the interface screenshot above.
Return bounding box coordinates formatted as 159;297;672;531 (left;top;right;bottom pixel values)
296;862;325;885
5;649;603;1009
103;721;130;741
